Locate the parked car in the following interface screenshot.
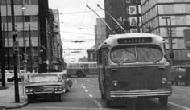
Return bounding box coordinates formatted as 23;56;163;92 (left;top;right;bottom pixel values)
7;70;25;82
25;72;72;102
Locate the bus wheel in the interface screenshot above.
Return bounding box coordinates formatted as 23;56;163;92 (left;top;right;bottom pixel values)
28;95;35;103
106;99;117;107
159;96;168;106
58;94;64;102
101;92;105;99
77;71;85;78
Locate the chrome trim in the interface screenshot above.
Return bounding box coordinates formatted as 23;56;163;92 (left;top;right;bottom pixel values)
110;89;172;98
26;91;65;95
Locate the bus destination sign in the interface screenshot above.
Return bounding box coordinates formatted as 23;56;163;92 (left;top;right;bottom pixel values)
117;37;152;44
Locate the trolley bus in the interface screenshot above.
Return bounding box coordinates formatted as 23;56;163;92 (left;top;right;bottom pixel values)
67;62;97;77
97;33;172;107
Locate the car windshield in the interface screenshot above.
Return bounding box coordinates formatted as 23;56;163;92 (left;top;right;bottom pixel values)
111;45;163;63
29;74;59;83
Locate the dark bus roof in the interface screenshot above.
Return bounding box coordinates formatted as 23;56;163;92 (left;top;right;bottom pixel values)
97;33;164;49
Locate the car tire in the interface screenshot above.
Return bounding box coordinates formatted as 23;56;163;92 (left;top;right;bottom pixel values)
159;96;168;106
106;99;117;107
76;71;85;78
28;95;35;103
58;94;64;102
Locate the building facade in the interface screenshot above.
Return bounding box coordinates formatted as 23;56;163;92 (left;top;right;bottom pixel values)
0;0;52;72
141;0;190;65
104;0;141;36
47;9;63;71
0;0;39;72
87;18;107;62
95;18;106;49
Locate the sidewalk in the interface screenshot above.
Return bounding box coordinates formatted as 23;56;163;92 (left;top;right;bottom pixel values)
0;83;28;109
170;85;190;108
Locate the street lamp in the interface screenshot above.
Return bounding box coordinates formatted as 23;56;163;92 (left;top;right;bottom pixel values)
162;16;174;65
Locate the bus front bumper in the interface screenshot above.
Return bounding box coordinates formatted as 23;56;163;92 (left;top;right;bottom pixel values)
110;89;172;98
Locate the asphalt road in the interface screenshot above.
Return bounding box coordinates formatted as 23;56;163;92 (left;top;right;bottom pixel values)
12;76;190;110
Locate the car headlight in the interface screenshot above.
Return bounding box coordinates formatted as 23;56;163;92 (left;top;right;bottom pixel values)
25;89;29;93
25;88;33;93
54;86;63;91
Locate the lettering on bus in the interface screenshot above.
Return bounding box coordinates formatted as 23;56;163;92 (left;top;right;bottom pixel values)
117;37;152;44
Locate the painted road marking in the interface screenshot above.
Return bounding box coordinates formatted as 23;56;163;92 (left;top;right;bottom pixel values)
82;85;86;89
93;98;103;109
89;94;93;98
169;102;190;110
88;93;103;109
74;79;77;83
85;89;89;92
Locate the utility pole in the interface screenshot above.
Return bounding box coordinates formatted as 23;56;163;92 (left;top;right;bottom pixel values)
162;16;174;65
5;0;10;70
0;4;6;87
29;24;33;73
10;0;20;102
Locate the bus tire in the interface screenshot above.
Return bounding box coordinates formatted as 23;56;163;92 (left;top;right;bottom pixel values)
28;95;35;103
76;70;85;78
58;94;64;102
159;96;168;106
100;91;105;99
106;99;118;107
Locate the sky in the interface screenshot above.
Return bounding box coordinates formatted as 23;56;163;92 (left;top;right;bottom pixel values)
48;0;104;62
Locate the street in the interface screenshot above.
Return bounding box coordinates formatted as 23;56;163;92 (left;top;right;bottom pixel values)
11;76;190;110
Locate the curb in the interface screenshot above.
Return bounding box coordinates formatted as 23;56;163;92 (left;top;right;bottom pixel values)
5;101;29;109
5;97;29;109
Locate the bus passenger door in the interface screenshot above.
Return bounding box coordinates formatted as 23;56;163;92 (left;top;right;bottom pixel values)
100;48;109;98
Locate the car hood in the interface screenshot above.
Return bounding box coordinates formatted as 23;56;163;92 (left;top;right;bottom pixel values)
25;82;63;87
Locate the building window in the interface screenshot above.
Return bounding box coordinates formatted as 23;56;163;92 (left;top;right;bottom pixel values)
14;0;23;5
24;0;38;5
30;16;38;22
24;0;29;5
24;16;30;22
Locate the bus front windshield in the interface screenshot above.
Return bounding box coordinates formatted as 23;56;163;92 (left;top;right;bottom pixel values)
111;45;163;63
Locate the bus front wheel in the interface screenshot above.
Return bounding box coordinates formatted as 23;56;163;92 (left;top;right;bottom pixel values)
100;91;105;99
106;99;115;107
159;96;168;106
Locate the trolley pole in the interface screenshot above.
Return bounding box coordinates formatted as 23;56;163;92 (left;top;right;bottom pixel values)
11;0;20;102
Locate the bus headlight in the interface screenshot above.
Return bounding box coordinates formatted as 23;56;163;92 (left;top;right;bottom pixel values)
112;80;118;87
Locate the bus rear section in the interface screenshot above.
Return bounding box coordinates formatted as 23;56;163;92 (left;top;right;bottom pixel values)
67;62;97;78
97;33;172;107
